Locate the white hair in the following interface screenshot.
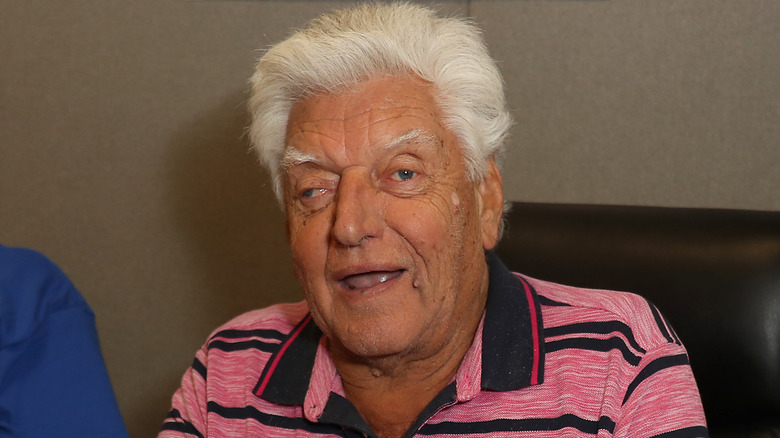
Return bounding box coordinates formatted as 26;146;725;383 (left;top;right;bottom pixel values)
248;1;513;202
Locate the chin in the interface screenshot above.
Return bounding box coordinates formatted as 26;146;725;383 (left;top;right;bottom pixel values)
336;321;420;360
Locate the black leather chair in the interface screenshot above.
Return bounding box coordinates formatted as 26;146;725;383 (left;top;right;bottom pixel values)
495;202;780;438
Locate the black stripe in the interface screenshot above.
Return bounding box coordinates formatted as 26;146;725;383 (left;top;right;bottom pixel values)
649;426;709;438
192;357;207;380
647;300;676;344
418;414;615;435
623;353;690;405
161;410;204;438
207;339;281;353
165;409;183;420
544;321;647;354
208;401;340;435
210;328;286;342
160;422;205;438
546;337;643;366
539;295;571;307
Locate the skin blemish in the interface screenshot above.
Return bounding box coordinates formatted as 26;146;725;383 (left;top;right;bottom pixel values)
451;192;461;214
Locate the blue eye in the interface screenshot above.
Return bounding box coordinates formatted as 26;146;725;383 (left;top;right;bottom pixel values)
393;170;416;181
301;188;325;198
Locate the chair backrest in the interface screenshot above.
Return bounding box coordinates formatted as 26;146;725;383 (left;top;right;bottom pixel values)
495;202;780;436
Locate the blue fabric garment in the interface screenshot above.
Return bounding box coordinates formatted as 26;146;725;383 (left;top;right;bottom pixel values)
0;245;129;438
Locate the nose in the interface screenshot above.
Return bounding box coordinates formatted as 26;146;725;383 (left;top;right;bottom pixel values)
332;169;384;246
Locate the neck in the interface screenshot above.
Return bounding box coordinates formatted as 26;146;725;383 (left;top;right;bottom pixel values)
336;335;475;438
329;263;490;438
331;301;486;437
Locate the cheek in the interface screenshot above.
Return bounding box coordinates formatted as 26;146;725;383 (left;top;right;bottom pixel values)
388;193;463;255
288;215;330;276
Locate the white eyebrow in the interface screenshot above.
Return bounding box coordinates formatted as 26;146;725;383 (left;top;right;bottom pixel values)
383;129;436;150
282;147;320;168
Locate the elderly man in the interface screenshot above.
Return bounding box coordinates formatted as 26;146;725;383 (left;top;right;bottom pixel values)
160;3;707;437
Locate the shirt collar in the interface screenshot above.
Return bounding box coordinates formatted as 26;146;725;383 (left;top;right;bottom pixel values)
481;250;546;390
253;313;321;405
254;252;545;406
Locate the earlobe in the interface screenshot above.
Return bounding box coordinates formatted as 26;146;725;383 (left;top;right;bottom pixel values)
478;160;504;251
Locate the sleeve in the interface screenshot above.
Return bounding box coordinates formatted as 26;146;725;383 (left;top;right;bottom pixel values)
613;342;709;438
0;246;129;438
158;346;210;438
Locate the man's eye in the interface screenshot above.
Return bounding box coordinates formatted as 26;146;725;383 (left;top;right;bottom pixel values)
301;188;326;198
391;170;416;181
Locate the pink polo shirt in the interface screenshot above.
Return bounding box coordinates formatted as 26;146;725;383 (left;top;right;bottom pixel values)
160;253;707;437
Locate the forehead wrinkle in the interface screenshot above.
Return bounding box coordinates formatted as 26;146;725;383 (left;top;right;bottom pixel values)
341;102;430;126
362;104;429;124
284;119;344;167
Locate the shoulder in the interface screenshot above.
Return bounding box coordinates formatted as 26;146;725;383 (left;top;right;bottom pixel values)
0;245;90;346
186;301;310;398
517;274;707;431
1;245;68;285
521;274;679;351
204;301;311;347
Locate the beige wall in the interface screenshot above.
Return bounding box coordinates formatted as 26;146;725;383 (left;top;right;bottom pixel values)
1;1;777;437
477;1;780;209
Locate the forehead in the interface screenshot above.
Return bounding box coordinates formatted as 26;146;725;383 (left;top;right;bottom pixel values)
285;76;448;160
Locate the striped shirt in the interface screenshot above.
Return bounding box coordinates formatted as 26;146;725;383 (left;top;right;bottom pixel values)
159;253;708;437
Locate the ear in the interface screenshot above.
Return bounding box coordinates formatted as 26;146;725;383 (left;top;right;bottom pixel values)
477;159;504;251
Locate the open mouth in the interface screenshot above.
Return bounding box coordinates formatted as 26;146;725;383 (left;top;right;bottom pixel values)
340;269;405;291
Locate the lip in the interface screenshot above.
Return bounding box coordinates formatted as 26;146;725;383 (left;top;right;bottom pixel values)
331;264;408;295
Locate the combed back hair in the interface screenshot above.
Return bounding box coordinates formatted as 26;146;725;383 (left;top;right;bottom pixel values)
248;2;513;202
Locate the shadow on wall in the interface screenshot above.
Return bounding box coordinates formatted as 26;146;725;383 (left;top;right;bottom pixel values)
128;90;301;438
